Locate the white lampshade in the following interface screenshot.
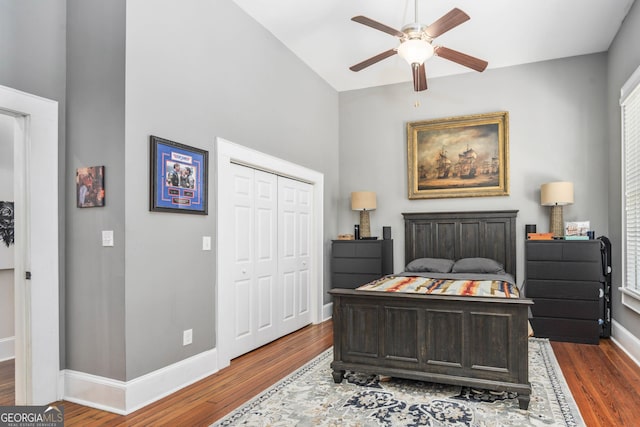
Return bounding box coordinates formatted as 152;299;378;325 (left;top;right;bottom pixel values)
540;182;574;206
397;39;434;65
351;191;376;211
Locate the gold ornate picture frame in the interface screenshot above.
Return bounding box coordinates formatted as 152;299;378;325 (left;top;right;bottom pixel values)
407;111;509;199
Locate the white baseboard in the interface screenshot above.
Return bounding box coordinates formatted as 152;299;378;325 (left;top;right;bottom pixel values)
322;302;333;321
0;336;14;362
611;319;640;368
63;348;219;415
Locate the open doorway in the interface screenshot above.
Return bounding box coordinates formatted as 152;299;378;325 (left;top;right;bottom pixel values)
0;85;60;405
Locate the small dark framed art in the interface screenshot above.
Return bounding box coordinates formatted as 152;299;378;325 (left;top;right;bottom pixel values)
149;135;208;215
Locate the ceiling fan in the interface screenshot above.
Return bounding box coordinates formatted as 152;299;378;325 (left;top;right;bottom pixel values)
349;4;488;91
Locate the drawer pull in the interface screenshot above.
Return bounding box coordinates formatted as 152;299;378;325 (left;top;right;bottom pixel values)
599;288;604;298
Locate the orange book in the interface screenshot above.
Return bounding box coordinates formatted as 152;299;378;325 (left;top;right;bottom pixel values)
527;232;554;240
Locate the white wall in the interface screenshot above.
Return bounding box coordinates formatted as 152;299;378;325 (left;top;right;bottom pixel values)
0;113;14;358
339;54;609;286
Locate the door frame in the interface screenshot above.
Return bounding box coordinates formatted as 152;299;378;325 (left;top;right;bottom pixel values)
215;137;324;368
0;85;60;405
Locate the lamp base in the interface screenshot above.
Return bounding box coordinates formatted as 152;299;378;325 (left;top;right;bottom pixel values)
360;210;371;238
549;205;564;238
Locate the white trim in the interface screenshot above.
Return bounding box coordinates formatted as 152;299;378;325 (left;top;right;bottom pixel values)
621;64;640;104
322;302;333;322
215;137;324;368
63;348;219;415
620;64;640;310
620;287;640;315
0;336;15;362
611;319;640;368
0;84;60;405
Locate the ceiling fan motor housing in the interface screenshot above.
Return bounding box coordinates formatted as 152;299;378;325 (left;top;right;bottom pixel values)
401;23;432;42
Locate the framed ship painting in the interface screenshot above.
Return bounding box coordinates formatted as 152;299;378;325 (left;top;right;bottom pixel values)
407;111;509;199
149;135;208;214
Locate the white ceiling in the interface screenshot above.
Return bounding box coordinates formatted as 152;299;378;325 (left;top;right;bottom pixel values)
231;0;635;92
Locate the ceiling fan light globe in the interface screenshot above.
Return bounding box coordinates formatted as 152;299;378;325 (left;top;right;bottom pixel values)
397;39;434;65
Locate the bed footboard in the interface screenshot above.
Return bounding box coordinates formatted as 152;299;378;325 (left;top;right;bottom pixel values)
329;288;533;410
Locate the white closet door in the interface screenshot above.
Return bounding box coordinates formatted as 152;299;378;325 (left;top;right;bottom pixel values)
278;176;312;335
229;164;277;359
253;169;279;348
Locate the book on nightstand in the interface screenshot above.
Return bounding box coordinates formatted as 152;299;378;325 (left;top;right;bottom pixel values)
564;235;589;240
527;233;554;240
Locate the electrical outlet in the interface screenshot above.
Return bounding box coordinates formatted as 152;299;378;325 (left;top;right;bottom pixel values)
183;329;193;346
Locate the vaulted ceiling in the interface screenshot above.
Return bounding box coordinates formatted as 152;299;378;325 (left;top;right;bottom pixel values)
232;0;635;92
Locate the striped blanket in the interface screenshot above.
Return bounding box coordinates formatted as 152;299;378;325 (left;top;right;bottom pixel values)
357;275;520;298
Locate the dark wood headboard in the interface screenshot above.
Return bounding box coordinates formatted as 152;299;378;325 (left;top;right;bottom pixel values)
403;210;518;279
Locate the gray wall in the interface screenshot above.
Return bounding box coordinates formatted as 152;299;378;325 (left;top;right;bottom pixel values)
65;0;126;380
607;0;640;339
123;0;339;379
339;54;609;286
0;0;67;366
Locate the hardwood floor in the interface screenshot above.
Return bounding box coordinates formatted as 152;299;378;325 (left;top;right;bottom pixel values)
0;357;14;406
551;339;640;426
1;322;638;426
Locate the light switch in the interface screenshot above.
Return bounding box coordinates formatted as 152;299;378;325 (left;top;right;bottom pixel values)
202;236;211;251
102;230;114;247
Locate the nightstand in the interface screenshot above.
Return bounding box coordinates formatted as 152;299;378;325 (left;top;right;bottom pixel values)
331;240;393;289
525;239;609;344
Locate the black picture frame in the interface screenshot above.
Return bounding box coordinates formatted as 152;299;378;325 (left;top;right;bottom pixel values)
149;135;208;215
76;166;105;208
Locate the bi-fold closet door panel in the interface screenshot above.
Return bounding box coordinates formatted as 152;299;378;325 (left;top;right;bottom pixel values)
278;177;312;336
230;164;278;358
229;163;312;359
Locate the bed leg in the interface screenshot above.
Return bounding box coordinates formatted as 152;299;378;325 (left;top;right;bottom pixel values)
518;394;530;410
332;369;345;383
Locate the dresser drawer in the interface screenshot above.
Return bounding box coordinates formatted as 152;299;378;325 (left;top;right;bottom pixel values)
525;280;602;300
526;261;603;281
530;317;600;344
526;241;602;262
530;298;600;320
332;242;382;258
332;273;382;289
332;258;382;274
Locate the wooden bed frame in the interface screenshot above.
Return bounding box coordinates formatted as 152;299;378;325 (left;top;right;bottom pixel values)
329;210;533;410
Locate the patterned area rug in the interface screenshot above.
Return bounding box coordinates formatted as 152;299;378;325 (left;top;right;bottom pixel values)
213;338;585;426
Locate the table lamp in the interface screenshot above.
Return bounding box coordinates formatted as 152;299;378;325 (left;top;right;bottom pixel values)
540;181;574;238
351;191;376;238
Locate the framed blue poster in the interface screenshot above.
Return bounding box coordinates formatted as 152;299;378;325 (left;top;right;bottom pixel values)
149;135;208;215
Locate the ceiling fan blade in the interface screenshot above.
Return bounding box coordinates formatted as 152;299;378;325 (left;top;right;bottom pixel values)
434;46;488;72
351;16;405;38
350;48;397;72
412;63;427;92
425;8;470;38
